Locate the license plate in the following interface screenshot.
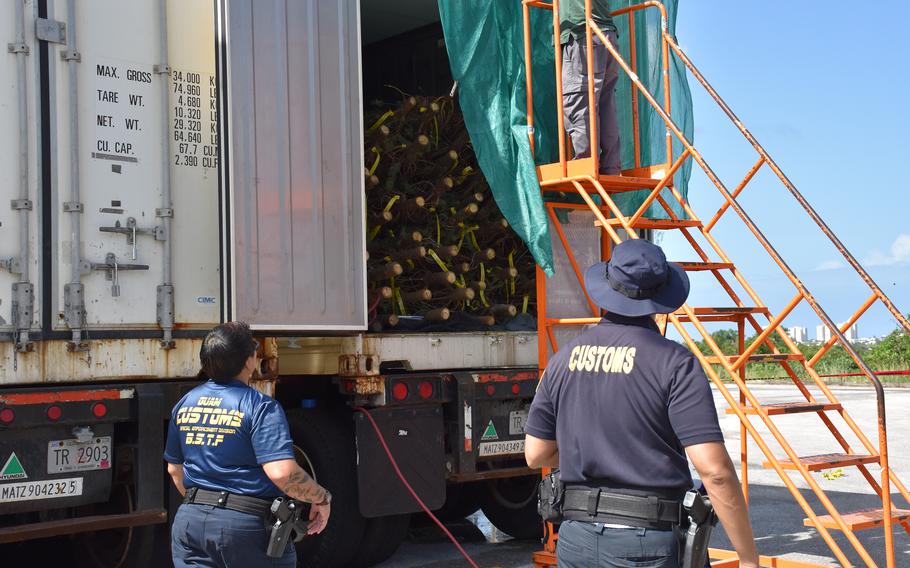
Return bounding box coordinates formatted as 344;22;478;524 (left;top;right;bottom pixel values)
478;440;525;457
47;437;112;474
0;478;83;503
509;410;528;436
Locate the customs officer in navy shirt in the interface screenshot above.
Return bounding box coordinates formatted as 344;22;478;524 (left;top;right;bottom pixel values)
165;322;331;567
525;240;759;568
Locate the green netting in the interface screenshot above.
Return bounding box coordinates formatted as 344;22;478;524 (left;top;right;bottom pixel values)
438;0;693;275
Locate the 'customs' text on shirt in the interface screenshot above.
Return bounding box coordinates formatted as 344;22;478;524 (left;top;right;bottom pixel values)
567;345;637;374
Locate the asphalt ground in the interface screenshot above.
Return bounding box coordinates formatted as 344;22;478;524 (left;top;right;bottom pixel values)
380;385;910;568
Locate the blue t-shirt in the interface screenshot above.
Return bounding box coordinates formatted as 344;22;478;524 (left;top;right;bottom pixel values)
164;379;295;498
525;314;723;493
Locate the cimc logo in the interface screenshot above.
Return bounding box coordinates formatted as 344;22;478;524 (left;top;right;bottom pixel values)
196;296;218;305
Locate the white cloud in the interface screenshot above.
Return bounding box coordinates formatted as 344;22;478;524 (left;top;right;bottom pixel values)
866;234;910;267
814;260;844;271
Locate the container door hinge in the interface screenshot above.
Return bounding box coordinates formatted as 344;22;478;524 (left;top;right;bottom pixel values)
157;285;175;350
11;282;35;352
35;18;66;44
63;283;89;351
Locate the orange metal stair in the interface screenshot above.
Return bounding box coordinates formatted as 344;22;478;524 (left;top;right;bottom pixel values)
807;509;910;532
766;453;882;472
523;1;910;567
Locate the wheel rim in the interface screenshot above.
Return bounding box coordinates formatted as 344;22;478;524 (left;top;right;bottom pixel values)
487;475;538;510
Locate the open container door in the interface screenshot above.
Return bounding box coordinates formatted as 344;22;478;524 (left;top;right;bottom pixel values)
217;0;367;330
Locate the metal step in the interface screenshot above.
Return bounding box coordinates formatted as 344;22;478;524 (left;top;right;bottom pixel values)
674;261;735;271
595;218;702;231
674;306;770;322
706;353;805;365
726;402;843;416
765;453;880;472
805;507;910;531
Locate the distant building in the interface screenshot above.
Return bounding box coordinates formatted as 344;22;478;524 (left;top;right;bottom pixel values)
841;322;859;343
815;322;859;343
787;326;808;343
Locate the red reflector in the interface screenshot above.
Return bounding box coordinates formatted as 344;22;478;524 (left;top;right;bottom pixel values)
391;382;409;401
511;383;520;395
0;408;13;424
417;381;433;399
485;384;495;397
92;403;108;418
46;405;63;421
343;381;355;393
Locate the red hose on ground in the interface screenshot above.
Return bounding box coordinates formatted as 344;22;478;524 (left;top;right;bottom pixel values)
354;407;481;568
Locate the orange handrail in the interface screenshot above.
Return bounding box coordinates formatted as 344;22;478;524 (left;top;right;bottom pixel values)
523;2;908;566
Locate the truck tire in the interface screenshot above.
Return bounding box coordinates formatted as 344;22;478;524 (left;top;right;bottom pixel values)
479;475;543;540
286;407;366;567
435;482;482;520
352;513;411;567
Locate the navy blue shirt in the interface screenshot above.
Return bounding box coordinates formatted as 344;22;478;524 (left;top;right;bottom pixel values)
164;379;295;498
525;314;723;493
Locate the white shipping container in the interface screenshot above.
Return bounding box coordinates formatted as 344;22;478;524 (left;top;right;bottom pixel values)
0;0;544;385
48;0;220;330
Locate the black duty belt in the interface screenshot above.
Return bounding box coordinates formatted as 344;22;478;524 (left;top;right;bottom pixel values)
184;487;273;518
562;486;683;529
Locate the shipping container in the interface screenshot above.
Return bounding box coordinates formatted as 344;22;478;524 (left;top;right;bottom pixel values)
0;1;572;565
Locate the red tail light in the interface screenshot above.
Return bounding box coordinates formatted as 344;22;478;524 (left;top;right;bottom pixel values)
485;385;495;397
417;381;434;399
92;402;108;418
391;382;409;401
46;405;63;421
0;408;13;424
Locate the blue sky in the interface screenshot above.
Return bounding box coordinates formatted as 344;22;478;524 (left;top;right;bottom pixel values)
660;1;910;338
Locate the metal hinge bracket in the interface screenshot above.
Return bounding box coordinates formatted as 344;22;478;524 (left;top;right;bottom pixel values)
11;282;35;353
157;285;175;350
36;18;66;44
63;282;87;333
11;199;33;211
7;42;29;55
63;201;83;213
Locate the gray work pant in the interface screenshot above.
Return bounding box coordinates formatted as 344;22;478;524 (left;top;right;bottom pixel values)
561;32;621;175
557;521;679;568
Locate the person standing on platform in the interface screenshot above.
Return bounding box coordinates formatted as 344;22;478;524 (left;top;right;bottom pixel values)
560;0;622;175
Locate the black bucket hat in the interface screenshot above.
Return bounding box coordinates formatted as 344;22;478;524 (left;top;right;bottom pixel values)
583;239;690;317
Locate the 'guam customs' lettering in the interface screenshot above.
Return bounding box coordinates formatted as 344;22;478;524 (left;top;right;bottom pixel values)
567;345;637;374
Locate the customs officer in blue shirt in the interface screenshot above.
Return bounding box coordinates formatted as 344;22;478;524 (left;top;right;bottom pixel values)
525;240;760;568
165;322;331;567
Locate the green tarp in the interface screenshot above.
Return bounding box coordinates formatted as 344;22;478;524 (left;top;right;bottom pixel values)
438;0;693;275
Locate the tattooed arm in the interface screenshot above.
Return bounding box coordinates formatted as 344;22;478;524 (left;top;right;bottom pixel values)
262;459;328;502
262;459;331;534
